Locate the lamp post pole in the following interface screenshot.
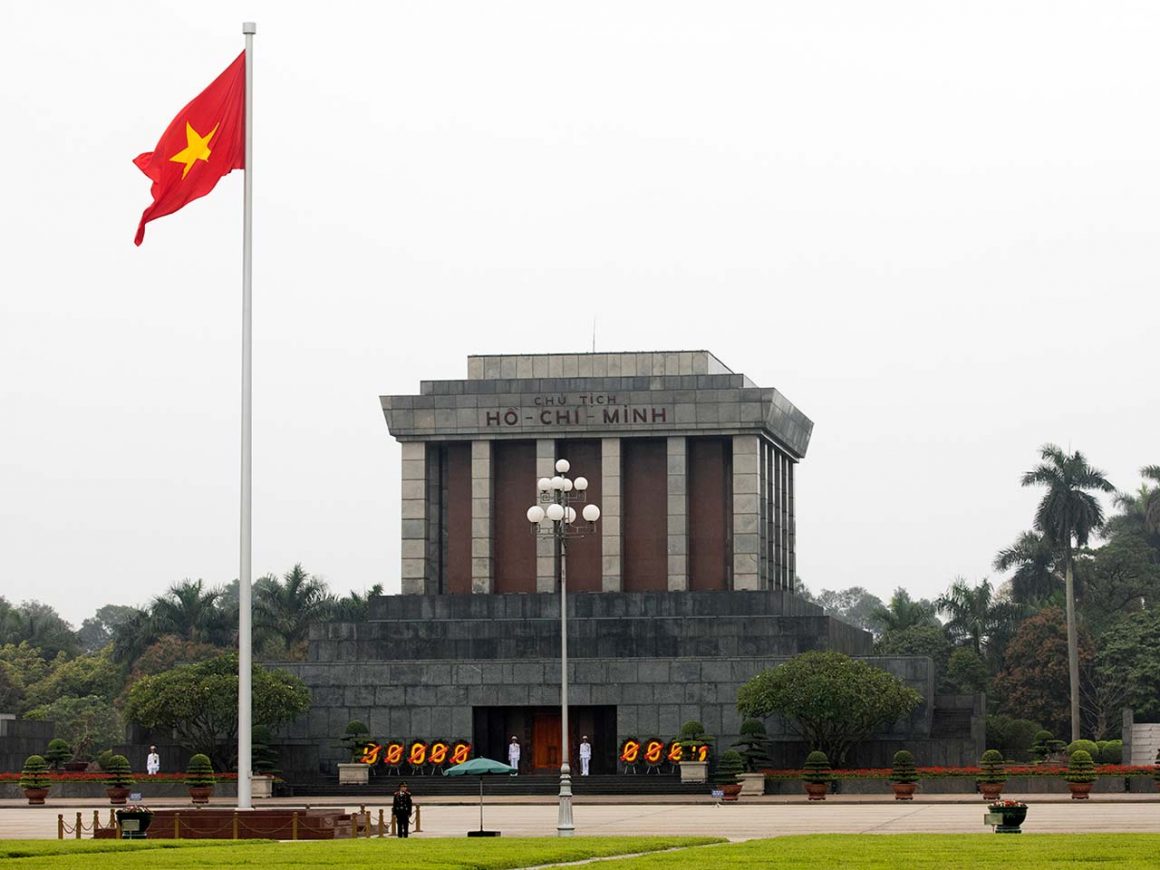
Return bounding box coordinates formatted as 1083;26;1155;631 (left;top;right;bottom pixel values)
527;459;600;837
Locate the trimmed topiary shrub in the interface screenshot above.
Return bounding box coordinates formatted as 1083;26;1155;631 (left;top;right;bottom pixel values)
1099;740;1123;764
1065;750;1097;783
1067;739;1099;758
96;749;115;771
715;750;745;786
890;750;918;784
103;754;134;788
341;720;372;761
185;754;216;787
731;718;773;772
801;751;833;784
19;755;51;790
1030;730;1054;761
44;739;71;770
977;749;1007;784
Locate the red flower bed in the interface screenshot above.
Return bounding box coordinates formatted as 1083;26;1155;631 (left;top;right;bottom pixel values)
759;764;1155;781
0;771;238;782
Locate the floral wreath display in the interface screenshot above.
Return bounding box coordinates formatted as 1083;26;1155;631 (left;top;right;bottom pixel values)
359;740;472;768
619;737;709;766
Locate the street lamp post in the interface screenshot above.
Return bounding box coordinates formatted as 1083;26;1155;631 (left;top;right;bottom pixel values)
527;458;600;837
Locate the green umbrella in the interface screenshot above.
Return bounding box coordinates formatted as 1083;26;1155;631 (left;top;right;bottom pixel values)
443;757;516;833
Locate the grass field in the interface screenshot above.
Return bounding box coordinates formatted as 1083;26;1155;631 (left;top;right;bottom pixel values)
4;834;1160;869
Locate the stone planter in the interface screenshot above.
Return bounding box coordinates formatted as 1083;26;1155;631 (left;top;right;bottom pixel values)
23;787;48;806
891;781;917;801
1067;781;1093;800
987;803;1027;834
251;775;274;798
116;810;153;839
188;785;213;805
738;772;766;797
804;781;828;801
338;763;370;785
720;783;743;802
106;786;131;806
978;781;1004;801
678;761;708;784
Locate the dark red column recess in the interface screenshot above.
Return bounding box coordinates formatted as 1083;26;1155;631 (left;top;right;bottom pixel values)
622;439;668;592
493;441;537;593
557;439;602;592
688;437;730;591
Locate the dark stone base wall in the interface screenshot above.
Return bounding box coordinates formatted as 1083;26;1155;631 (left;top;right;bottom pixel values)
312;590;874;662
275;653;971;777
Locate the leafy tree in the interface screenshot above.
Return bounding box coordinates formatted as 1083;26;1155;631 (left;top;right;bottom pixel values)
254;564;333;660
150;579;231;646
937;577;1024;657
992;607;1094;736
24;648;123;709
0;601;78;659
993;531;1061;606
331;584;385;622
874;625;952;692
945;647;989;694
0;642;52;713
77;605;139;655
109;607;156;666
25;695;122;760
130;635;225;678
1075;534;1160;633
870;588;940;635
985;714;1042;762
1092;610;1160;723
1021;444;1114;741
736;651;922;765
124;653;310;769
801;585;886;634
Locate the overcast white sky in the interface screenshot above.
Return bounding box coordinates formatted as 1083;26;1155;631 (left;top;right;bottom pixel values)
1;1;1156;626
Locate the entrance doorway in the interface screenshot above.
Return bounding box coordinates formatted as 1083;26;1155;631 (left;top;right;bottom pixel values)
473;705;616;775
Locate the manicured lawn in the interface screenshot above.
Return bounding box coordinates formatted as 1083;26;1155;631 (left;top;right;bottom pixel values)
0;836;721;869
593;834;1160;869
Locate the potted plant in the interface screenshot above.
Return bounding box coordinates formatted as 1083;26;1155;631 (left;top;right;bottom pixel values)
251;725;279;798
337;720;372;784
731;718;772;797
19;755;51;805
103;754;134;805
987;799;1028;834
115;803;154;839
44;738;72;771
801;750;832;801
676;720;713;784
1064;749;1096;799
976;749;1007;801
185;753;216;804
714;750;745;802
889;750;918;800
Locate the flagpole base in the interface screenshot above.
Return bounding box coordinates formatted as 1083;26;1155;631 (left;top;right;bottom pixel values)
557;763;574;836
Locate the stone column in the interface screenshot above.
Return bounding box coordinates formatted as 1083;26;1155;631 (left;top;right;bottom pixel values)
666;436;688;590
732;434;761;590
400;442;427;595
535;438;557;592
600;437;622;591
470;441;493;593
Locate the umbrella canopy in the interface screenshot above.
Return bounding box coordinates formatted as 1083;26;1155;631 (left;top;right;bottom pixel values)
442;756;516;833
443;757;516;777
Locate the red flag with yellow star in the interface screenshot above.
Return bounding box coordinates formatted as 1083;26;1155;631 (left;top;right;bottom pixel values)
133;52;245;245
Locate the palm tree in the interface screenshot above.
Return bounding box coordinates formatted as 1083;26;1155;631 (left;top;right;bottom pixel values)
150;579;229;646
993;531;1061;605
1104;465;1160;547
1021;444;1114;741
253;564;333;659
331;583;385;622
936;576;1024;656
870;588;939;634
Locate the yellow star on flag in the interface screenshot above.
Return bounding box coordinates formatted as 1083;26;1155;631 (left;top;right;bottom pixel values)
168;122;219;179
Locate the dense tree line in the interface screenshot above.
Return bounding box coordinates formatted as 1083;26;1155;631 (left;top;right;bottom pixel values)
801;446;1160;751
0;565;376;763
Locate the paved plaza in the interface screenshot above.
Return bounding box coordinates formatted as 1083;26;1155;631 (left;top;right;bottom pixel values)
2;795;1158;841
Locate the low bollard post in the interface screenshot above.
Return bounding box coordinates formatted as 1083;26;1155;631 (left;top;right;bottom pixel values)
233;811;239;840
389;813;396;837
414;804;422;833
350;813;357;839
75;812;82;839
377;808;385;837
174;813;181;839
93;811;100;836
57;814;64;840
291;811;298;840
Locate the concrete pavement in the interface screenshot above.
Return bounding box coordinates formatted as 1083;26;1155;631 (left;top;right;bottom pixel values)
2;794;1158;840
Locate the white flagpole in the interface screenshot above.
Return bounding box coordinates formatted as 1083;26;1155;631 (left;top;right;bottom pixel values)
237;19;256;811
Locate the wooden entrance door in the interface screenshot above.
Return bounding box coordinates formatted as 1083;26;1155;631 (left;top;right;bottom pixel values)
532;711;575;772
